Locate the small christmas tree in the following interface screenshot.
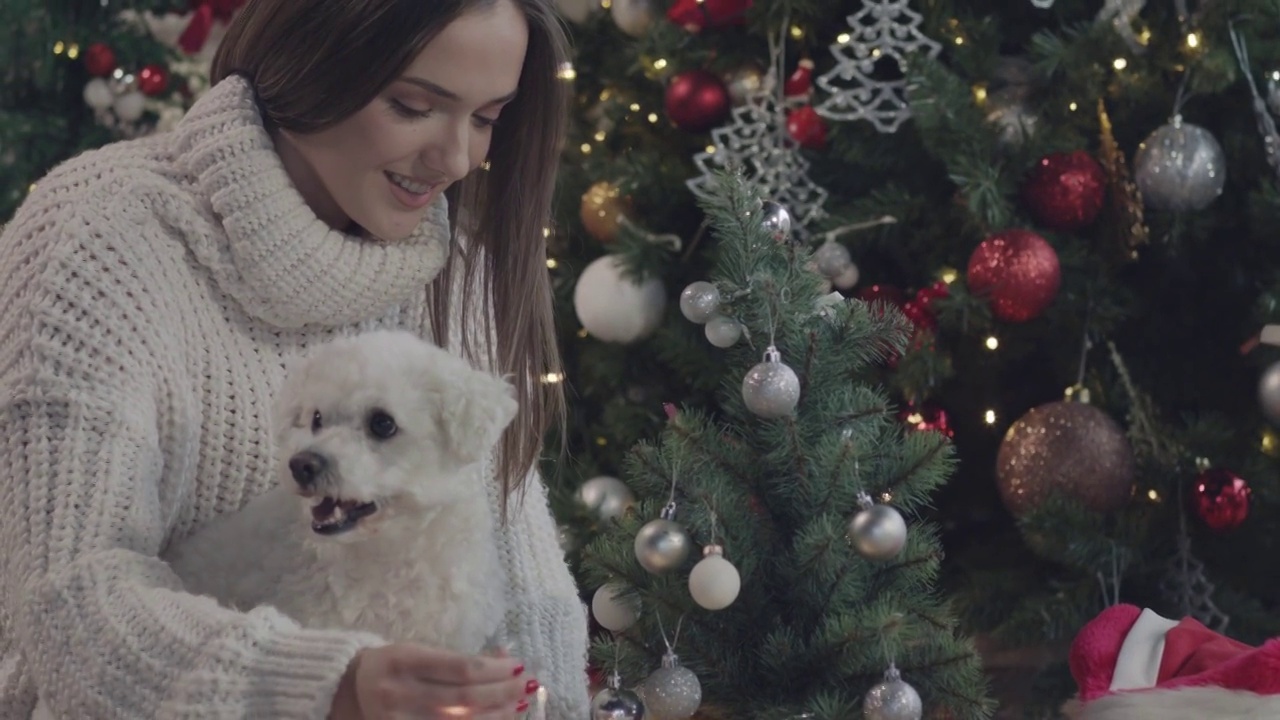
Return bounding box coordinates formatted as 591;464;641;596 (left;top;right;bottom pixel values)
576;172;993;720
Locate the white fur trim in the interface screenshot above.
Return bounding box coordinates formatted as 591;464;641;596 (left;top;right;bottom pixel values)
1111;608;1179;691
1077;686;1280;720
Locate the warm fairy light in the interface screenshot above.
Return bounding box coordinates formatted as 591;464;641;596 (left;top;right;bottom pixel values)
1138;27;1152;46
871;48;882;59
705;144;717;154
580;143;592;154
939;267;958;284
628;102;640;112
66;43;80;59
595;436;608;446
28;183;36;194
480;160;491;171
1262;427;1279;456
577;328;590;338
972;85;987;103
541;372;565;384
837;32;851;44
984;409;997;425
1185;32;1200;49
1113;58;1128;70
954;36;964;45
647;113;659;124
593;130;607;141
653;58;668;71
599;88;613;101
556;62;576;81
1069;101;1079;111
789;25;804;40
905;412;924;425
600;0;612;7
546;258;558;269
542;227;551;238
985;336;999;350
53;41;65;55
1272;70;1280;83
1147;489;1161;502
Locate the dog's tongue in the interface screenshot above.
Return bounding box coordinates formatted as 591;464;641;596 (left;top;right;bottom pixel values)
312;497;338;521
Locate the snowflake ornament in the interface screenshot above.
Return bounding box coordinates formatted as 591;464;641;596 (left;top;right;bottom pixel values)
687;86;829;239
814;0;942;133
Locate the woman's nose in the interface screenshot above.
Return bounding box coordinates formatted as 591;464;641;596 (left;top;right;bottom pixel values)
427;121;472;183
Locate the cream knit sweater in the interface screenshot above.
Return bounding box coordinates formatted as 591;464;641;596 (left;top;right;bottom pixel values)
0;76;588;719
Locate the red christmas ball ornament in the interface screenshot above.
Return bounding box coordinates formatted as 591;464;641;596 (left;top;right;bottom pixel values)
786;106;827;149
1022;150;1106;231
137;64;169;97
900;299;935;331
966;229;1061;323
900;403;953;438
83;43;116;77
665;69;731;133
666;0;751;32
1192;468;1251;531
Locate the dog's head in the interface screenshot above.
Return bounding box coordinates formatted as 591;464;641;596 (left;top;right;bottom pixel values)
273;330;518;539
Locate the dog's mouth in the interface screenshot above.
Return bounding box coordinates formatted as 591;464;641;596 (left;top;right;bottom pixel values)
310;496;379;535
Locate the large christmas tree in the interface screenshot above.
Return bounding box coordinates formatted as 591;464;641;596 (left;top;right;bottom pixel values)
0;0;235;220
545;0;1280;713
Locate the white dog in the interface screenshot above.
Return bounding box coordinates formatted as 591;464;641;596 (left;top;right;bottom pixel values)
164;330;518;653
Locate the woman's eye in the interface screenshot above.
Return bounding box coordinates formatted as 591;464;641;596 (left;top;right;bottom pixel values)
473;115;499;129
388;99;432;119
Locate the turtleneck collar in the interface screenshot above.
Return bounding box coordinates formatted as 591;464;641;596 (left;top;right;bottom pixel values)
168;75;450;329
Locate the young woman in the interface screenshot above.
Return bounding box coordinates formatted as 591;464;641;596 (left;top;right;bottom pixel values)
0;0;587;718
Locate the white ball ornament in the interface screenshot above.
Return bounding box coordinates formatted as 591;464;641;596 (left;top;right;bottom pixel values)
611;0;655;37
742;346;801;418
679;281;721;324
113;91;146;122
574;255;666;344
591;583;639;632
555;0;596;23
814;240;853;278
1259;360;1280;426
688;545;740;610
641;653;702;720
704;315;742;348
83;78;114;110
832;262;860;291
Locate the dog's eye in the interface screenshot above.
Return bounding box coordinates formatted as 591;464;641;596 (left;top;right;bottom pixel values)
368;410;398;440
311;410;322;432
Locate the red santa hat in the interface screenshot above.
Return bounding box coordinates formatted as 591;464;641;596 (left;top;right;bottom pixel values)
1065;603;1280;719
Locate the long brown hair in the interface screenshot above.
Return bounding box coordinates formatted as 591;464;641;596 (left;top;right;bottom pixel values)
213;0;569;516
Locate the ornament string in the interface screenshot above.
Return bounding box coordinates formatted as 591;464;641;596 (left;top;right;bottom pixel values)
618;215;684;252
662;460;681;520
1171;67;1191;119
1228;20;1280;184
815;215;898;246
655;612;686;655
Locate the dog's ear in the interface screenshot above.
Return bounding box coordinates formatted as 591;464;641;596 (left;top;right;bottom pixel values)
438;370;519;468
272;353;313;438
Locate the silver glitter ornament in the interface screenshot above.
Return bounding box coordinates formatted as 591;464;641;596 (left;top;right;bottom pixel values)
1259;361;1280;426
634;516;691;574
679;281;721;324
704;315;743;348
641;653;702;720
1133;116;1226;212
848;495;908;560
863;664;922;720
592;676;646;720
578;476;636;521
814;240;853;278
742;346;801;418
759;201;793;243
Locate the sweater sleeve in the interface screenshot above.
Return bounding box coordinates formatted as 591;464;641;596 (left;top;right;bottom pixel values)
500;470;591;720
0;236;382;719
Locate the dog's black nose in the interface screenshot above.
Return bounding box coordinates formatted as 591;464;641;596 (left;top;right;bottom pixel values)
289;451;327;487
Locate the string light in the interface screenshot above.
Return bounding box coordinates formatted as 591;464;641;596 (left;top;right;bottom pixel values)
985;336;999;350
789;25;804;40
837;32;851;44
628;102;640;112
546;258;558;269
540;372;565;384
580;143;592;154
1069;101;1079;111
938;267;958;284
1262;427;1279;456
1112;58;1128;70
647;113;658;124
556;62;576;81
577;328;590;338
1138;27;1152;46
542;227;551;238
593;130;607;141
600;0;612;7
595;436;608;446
971;84;987;104
652;58;668;71
1185;32;1200;49
52;41;65;55
1146;489;1161;502
954;36;964;45
983;409;997;425
66;44;80;59
704;144;716;154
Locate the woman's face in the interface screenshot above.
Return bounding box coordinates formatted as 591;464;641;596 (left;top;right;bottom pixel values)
277;0;528;241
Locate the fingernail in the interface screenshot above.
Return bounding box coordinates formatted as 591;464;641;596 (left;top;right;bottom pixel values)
512;664;525;677
525;679;540;695
516;700;530;713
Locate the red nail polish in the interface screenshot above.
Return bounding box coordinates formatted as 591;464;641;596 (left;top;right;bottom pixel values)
525;679;540;694
511;664;525;676
516;700;530;713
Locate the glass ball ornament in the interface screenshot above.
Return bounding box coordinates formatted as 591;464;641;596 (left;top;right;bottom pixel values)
759;201;792;243
848;500;908;561
573;255;666;344
679;281;721;324
641;653;702;720
1192;468;1251;532
742;346;800;418
634;518;691;573
1133;115;1226;213
591;684;646;720
688;545;741;610
863;665;922;720
813;240;853;278
591;583;639;632
577;476;635;521
610;0;655;37
704;315;742;348
1258;360;1280;426
832;262;860;291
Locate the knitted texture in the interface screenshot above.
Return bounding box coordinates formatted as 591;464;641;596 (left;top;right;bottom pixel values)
0;75;588;719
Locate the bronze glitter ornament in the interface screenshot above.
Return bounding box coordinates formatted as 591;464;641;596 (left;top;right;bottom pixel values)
996;400;1135;518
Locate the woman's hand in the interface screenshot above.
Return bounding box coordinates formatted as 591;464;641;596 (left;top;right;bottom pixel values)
330;643;535;719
